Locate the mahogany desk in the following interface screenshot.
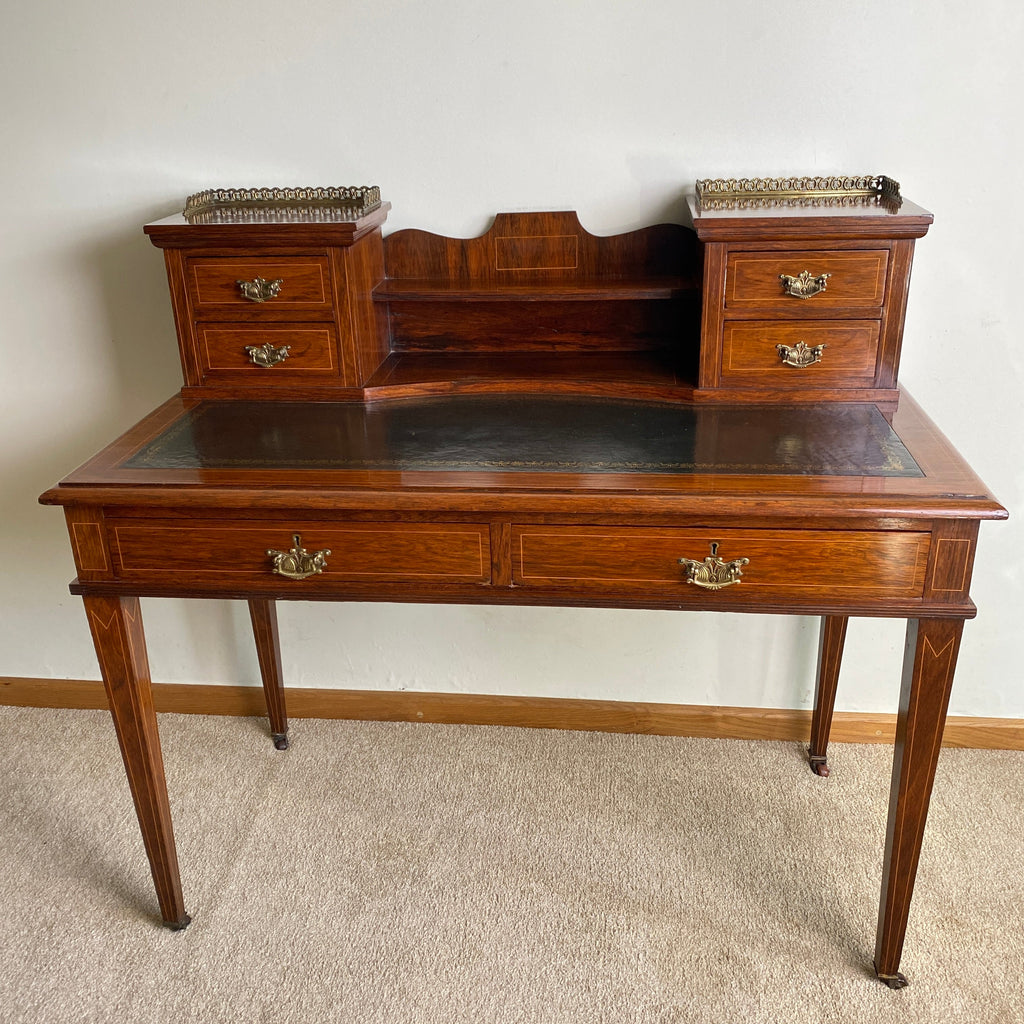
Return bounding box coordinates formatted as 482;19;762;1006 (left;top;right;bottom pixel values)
40;389;1005;989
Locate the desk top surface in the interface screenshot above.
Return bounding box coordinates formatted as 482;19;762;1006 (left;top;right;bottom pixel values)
42;391;1004;522
122;397;922;478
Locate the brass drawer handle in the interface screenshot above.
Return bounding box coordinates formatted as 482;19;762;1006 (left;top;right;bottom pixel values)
779;271;831;298
776;341;825;368
245;342;291;368
267;534;331;580
679;542;749;590
237;276;283;302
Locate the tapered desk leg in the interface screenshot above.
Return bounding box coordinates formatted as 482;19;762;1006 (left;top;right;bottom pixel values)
248;598;289;750
809;615;848;776
874;617;962;989
84;595;190;930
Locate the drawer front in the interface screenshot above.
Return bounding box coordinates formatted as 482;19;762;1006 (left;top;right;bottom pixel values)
198;324;342;379
721;320;880;387
513;526;929;600
725;250;888;310
187;256;333;314
110;521;491;587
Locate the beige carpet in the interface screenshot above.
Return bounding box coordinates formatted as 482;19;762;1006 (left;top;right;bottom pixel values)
1;705;1022;1024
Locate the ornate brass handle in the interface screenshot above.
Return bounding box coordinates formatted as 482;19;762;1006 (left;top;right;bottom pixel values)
267;534;331;580
237;276;283;302
245;342;291;368
776;341;825;368
678;542;749;591
779;271;831;298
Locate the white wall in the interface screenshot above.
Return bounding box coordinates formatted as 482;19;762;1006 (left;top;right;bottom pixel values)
2;0;1020;717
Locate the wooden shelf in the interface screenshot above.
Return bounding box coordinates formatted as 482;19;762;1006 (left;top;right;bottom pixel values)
362;351;696;400
372;276;697;303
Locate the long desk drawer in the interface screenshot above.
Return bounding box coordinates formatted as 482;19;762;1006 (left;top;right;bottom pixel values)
109;520;491;587
512;526;930;600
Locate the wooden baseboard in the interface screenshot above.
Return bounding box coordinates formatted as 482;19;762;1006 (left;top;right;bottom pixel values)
3;676;1022;750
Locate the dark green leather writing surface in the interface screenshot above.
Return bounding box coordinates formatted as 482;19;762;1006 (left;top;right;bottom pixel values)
124;396;922;477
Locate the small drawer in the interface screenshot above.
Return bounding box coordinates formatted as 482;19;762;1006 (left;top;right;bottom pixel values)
197;324;342;379
513;526;929;601
721;320;879;387
186;256;333;315
725;250;888;310
110;521;491;588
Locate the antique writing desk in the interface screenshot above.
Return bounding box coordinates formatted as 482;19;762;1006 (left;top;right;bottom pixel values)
41;180;1005;988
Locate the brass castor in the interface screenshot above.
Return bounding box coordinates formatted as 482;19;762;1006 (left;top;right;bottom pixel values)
876;970;909;990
